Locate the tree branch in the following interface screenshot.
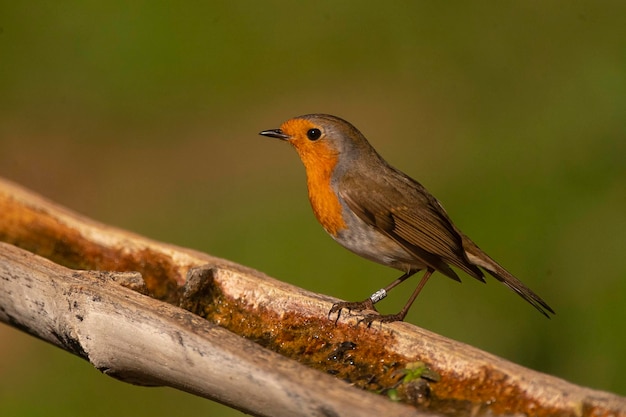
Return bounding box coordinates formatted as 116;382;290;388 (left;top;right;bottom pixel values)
0;242;419;417
1;177;624;417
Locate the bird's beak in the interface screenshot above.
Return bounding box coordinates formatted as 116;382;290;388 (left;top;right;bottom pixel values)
259;129;290;140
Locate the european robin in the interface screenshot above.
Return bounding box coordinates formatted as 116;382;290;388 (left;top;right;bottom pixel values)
260;114;554;323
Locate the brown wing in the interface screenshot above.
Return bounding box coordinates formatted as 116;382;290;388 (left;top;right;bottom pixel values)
339;166;485;282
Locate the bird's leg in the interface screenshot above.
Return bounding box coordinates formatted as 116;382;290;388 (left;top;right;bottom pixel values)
360;268;434;325
329;270;417;322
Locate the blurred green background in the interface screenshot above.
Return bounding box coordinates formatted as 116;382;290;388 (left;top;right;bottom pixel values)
1;2;625;415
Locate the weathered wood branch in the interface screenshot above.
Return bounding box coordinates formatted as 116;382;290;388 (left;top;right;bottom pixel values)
1;177;625;417
1;243;420;417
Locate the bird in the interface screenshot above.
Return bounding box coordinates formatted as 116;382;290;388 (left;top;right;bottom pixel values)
259;114;554;323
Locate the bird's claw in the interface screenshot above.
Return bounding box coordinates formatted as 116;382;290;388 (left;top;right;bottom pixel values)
328;299;376;323
357;312;404;327
329;301;406;326
330;303;404;327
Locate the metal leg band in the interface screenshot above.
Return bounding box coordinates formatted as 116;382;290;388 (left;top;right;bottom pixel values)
370;289;387;304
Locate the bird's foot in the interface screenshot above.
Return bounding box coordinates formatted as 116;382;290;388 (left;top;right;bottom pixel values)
357;312;405;327
328;299;377;323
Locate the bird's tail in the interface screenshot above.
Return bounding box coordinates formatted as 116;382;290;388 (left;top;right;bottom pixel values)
462;237;555;318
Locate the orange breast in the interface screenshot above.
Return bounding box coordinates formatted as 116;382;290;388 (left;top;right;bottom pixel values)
295;142;347;236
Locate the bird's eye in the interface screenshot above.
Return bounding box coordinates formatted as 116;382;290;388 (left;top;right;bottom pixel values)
306;128;322;141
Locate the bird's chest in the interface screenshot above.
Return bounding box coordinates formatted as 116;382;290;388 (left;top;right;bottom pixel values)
306;167;347;237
